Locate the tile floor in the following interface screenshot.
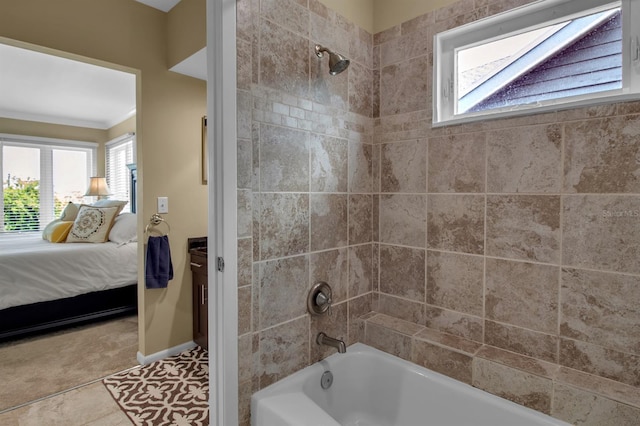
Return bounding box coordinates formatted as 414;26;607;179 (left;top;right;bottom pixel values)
0;381;131;426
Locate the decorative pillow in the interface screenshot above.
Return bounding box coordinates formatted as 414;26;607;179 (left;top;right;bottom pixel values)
92;199;128;216
44;221;74;243
42;219;62;240
108;213;138;244
59;202;80;221
66;205;119;243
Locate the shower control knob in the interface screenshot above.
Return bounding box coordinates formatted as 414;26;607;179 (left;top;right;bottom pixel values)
307;281;333;316
316;291;331;307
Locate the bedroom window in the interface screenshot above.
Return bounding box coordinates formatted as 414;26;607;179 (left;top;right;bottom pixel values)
106;133;135;214
433;0;640;126
0;134;96;233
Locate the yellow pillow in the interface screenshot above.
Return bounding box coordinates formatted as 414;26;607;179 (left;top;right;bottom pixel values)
66;205;119;243
45;221;74;243
42;219;62;240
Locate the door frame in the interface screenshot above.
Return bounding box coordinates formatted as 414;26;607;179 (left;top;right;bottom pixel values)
207;0;238;424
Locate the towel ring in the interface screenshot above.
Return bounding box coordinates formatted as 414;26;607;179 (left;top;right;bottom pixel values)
145;213;170;236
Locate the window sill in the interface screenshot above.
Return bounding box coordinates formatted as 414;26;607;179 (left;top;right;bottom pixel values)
432;91;640;128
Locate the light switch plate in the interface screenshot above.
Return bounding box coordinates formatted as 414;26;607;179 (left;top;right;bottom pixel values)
157;197;169;214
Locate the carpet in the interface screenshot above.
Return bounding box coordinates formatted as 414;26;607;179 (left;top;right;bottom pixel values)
103;346;209;426
0;315;138;412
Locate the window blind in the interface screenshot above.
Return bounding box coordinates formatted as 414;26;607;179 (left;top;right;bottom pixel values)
106;134;135;213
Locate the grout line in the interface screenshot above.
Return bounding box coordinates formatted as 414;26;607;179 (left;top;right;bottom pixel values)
0;364;141;416
557;123;566;367
482;131;488;346
424;137;429;307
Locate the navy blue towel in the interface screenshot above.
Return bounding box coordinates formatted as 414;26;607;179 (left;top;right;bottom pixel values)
145;235;174;289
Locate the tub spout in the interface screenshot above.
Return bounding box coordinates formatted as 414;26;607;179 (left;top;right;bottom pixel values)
316;332;346;354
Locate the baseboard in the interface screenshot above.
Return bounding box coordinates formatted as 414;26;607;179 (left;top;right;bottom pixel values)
136;340;197;365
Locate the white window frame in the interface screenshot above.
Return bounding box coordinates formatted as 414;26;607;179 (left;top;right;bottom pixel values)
0;133;97;232
105;132;135;213
433;0;640;127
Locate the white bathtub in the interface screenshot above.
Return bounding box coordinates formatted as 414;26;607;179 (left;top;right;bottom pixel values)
251;343;570;426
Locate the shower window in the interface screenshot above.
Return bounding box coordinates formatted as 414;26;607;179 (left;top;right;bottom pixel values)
433;0;640;126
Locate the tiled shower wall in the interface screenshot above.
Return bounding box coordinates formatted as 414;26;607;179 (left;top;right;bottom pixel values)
367;0;640;424
237;0;640;424
235;0;375;423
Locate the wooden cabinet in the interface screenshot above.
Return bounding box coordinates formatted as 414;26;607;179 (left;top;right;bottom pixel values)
190;250;208;350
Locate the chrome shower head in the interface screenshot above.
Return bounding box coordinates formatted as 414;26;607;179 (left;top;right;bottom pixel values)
315;45;350;75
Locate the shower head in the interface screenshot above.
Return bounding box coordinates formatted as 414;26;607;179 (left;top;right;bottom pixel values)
315;45;350;75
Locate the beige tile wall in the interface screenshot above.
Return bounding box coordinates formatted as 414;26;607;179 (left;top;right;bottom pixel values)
237;0;640;424
235;0;374;423
368;0;640;424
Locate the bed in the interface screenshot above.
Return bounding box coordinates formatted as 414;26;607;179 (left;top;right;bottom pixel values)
0;211;138;342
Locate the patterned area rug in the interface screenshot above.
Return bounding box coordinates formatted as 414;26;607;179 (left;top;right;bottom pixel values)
103;346;209;426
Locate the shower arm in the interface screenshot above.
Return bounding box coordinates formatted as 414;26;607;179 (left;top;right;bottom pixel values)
315;45;329;58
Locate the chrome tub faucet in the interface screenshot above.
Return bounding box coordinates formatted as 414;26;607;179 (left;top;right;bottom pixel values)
316;332;346;354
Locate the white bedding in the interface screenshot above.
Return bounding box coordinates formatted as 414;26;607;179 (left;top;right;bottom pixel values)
0;233;137;310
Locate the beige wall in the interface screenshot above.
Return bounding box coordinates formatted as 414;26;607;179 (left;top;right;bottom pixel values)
0;117;109;175
167;0;206;68
0;115;135;178
0;0;207;356
0;117;108;144
107;115;136;142
317;0;460;34
372;0;457;32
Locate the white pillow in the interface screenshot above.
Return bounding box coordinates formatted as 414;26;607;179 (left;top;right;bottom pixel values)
66;205;119;243
60;202;80;221
92;199;128;216
109;213;138;244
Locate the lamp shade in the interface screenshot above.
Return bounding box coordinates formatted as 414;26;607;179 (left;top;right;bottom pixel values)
85;177;112;197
